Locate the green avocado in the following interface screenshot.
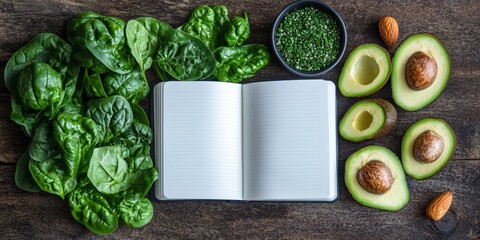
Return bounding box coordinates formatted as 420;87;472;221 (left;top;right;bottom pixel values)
339;98;396;142
338;43;391;97
345;145;410;211
391;33;451;111
402;118;456;179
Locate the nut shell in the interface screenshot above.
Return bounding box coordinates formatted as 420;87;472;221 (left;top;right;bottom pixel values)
378;16;399;49
357;160;394;194
406;51;438;90
426;191;453;221
414;130;444;163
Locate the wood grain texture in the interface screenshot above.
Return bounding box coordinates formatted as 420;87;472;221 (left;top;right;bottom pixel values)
0;95;29;163
0;0;479;239
0;161;478;239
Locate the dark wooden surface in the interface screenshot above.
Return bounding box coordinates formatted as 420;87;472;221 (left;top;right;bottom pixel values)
1;0;479;239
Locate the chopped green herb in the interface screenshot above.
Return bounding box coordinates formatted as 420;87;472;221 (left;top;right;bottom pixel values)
276;7;340;71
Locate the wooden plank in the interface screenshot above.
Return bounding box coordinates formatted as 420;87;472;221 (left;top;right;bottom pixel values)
0;94;30;163
0;160;478;239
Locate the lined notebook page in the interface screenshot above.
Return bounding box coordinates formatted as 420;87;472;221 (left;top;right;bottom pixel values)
243;80;337;201
161;81;243;200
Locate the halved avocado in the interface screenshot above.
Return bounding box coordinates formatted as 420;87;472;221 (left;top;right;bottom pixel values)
391;33;451;111
338;43;391;97
345;145;410;211
402;118;456;179
339;98;396;142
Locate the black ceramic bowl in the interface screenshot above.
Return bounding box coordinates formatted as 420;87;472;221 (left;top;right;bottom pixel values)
272;0;347;77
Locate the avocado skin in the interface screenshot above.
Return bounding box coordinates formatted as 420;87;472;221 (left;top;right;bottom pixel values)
371;98;397;140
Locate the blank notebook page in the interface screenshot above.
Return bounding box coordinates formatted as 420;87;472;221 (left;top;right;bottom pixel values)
243;80;337;201
162;81;243;200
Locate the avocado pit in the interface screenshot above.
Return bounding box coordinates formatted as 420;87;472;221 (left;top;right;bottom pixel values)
406;51;438;90
413;130;444;163
357;160;393;194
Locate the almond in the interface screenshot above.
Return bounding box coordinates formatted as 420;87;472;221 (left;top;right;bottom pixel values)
426;191;453;221
378;16;399;49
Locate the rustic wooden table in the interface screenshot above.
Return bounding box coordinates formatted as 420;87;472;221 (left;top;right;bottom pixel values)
0;0;479;239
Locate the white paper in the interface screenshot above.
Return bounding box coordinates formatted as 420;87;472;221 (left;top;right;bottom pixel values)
243;80;337;201
159;81;243;200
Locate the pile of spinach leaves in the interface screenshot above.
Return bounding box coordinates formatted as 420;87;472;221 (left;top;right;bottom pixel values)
4;5;269;235
135;5;270;82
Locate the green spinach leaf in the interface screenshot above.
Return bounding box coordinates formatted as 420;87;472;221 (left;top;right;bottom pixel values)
67;12;107;72
15;145;42;193
87;146;132;194
124;166;158;199
103;69;149;104
67;11;134;74
29;155;76;199
130;103;150;126
68;185;118;235
53;113;101;177
60;65;85;115
211;5;231;47
72;50;110;74
117;197;154;228
25;118;76;198
119;121;153;146
181;5;230;50
55;62;81;112
85;95;133;143
126;17;173;79
60;94;83;115
154;29;216;81
109;120;152;148
84;69;107;98
225;12;250;47
121;145;158;197
10;95;41;137
17;62;63;113
127;145;153;170
213;44;270;83
30;119;61;162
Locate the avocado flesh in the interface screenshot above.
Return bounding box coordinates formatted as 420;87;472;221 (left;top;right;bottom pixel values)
339;43;391;97
345;145;410;211
339;100;386;142
402;118;456;179
391;33;451;111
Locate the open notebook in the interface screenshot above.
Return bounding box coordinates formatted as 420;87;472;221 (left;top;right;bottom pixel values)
152;80;338;201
